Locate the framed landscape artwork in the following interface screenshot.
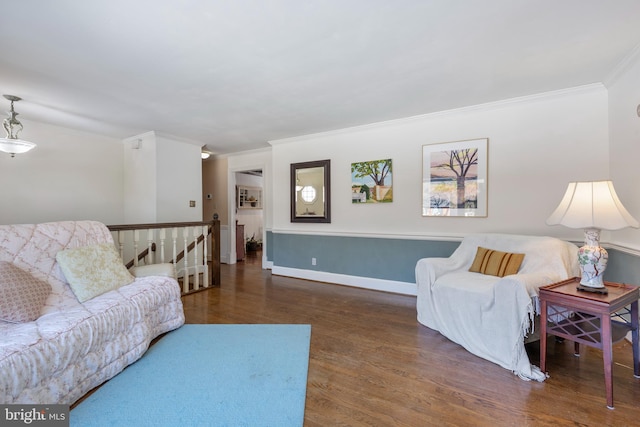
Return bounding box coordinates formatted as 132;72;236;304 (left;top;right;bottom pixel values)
351;159;393;203
422;138;488;217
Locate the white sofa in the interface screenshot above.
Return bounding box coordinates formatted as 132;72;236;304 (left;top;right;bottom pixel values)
415;233;579;381
0;221;185;404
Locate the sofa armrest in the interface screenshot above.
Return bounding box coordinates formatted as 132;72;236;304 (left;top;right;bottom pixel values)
129;263;176;279
415;256;464;289
498;272;565;297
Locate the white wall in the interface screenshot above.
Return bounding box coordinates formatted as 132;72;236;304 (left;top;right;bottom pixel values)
608;47;640;251
123;132;157;223
0;119;124;225
156;134;202;222
123;131;203;223
270;85;609;241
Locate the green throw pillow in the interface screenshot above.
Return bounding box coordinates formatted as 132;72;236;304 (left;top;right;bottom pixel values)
56;243;134;302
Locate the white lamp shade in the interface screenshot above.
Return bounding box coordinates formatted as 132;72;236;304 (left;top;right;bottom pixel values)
0;138;37;155
546;180;639;230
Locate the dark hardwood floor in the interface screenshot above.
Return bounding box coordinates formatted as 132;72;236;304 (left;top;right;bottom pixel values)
182;253;640;426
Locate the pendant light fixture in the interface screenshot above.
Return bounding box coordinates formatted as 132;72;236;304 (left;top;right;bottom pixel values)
0;95;37;157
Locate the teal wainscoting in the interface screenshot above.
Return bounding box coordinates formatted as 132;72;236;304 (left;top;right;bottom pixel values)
267;235;640;295
270;233;459;284
266;230;274;262
604;248;640;286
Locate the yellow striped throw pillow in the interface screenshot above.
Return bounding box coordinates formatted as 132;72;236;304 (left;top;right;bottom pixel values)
468;247;525;277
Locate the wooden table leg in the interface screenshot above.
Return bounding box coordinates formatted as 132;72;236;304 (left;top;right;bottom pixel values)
601;314;614;409
540;300;547;373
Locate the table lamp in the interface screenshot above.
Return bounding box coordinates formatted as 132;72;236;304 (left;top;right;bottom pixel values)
546;180;639;292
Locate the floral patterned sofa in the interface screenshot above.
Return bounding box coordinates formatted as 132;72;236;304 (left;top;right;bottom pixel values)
0;220;185;404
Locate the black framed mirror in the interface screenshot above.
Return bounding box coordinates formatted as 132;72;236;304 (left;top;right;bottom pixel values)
291;159;331;223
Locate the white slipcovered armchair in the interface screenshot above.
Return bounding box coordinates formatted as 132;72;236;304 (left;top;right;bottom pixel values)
415;233;579;381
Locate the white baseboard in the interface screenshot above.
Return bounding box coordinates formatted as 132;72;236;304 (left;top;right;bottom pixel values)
271;266;417;296
263;257;273;269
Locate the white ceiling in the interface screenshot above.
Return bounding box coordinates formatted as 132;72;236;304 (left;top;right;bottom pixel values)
1;0;640;155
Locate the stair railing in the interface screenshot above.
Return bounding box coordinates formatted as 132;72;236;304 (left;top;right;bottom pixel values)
107;220;220;294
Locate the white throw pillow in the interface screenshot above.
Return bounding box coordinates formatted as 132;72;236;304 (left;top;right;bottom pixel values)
56;243;134;302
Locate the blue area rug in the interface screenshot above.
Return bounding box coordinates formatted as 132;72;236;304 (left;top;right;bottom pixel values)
71;324;311;427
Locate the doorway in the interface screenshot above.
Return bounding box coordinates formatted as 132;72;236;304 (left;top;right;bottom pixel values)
234;169;264;263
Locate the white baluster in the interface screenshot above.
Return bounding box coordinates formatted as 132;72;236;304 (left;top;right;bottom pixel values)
133;230;140;267
147;229;154;265
203;225;209;288
172;227;178;272
193;226;200;291
183;226;189;294
117;231;125;260
159;228;166;263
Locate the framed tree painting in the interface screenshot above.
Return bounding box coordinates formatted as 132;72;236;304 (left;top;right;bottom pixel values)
351;159;393;203
422;138;488;217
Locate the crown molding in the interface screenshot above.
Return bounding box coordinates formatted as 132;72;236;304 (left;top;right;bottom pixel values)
268;84;606;145
603;42;640;88
215;146;272;159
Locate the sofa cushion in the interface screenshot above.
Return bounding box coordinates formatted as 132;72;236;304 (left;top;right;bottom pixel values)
0;261;52;323
469;246;525;277
56;243;135;302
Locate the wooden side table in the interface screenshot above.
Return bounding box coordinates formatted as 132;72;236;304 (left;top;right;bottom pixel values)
539;277;639;409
